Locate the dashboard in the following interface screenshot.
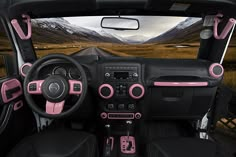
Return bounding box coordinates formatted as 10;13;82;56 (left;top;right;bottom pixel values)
27;55;224;120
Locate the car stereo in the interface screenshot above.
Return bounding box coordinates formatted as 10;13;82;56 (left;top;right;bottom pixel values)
104;66;139;82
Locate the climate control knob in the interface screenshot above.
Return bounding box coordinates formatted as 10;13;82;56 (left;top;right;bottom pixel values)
99;84;114;99
129;84;145;99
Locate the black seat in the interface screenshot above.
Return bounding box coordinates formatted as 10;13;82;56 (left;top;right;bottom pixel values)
147;137;231;157
7;129;98;157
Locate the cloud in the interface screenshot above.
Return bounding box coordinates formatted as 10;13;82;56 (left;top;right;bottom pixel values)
64;16;188;39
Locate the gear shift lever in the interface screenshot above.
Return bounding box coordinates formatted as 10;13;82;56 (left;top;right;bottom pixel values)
120;120;136;154
126;120;132;141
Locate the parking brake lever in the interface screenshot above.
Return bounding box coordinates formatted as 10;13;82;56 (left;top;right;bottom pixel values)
104;124;112;157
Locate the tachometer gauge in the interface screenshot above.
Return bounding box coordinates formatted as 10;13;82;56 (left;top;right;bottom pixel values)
53;67;67;76
69;68;81;80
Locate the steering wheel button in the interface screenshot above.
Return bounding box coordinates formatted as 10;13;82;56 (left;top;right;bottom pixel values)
29;83;37;91
73;84;81;91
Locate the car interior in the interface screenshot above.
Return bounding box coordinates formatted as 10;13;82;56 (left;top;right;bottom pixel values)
0;0;236;157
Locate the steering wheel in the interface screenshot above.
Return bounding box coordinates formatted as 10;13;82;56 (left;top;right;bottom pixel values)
23;54;88;118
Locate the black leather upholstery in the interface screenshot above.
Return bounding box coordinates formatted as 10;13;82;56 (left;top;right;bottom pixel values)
147;137;231;157
7;130;98;157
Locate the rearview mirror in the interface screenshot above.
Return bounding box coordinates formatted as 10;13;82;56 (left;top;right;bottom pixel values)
101;17;140;30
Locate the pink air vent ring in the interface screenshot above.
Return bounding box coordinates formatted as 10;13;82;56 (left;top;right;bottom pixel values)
98;84;114;99
129;84;145;99
209;63;224;78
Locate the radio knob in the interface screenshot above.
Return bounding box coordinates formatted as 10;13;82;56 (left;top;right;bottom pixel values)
105;72;111;78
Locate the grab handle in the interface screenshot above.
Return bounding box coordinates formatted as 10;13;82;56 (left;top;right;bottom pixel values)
11;14;32;40
214;13;236;40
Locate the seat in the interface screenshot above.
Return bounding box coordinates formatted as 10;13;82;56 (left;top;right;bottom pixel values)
147;137;231;157
7;129;98;157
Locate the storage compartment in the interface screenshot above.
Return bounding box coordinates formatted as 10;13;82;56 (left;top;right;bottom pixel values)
149;87;217;119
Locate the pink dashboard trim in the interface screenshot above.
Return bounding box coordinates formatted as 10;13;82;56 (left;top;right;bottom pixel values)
108;113;134;120
20;63;32;77
98;84;114;99
69;80;82;95
46;100;65;114
120;136;136;154
14;100;23;111
1;79;22;103
154;82;208;87
209;63;224;78
27;80;44;94
129;84;145;99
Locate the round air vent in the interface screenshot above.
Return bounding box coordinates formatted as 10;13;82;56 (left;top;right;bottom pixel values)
129;84;145;99
20;63;32;77
209;63;224;78
98;84;114;99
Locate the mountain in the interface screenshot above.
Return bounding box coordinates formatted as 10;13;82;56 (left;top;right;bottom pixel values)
31;18;123;44
123;35;151;44
146;17;203;44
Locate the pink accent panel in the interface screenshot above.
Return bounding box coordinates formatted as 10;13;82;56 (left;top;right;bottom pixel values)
14;100;23;111
27;80;44;94
129;84;145;99
1;79;22;103
69;80;82;95
20;63;32;77
154;82;208;87
100;112;108;119
11;14;32;40
108;113;134;120
209;63;224;78
106;137;114;150
214;14;236;39
98;84;114;99
120;136;136;154
134;113;142;119
46;100;65;115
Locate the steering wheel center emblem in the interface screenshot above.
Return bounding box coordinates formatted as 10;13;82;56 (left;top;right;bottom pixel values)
49;83;60;93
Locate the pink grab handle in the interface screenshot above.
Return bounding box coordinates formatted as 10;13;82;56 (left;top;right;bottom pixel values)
214;13;236;40
11;14;32;40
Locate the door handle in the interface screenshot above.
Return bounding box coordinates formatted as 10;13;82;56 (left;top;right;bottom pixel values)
6;86;21;99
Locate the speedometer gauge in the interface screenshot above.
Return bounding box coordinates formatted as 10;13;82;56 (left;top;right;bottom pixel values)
69;68;81;80
53;67;67;76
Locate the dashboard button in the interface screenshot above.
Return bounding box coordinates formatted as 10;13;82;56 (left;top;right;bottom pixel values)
128;104;135;110
107;104;115;110
118;104;125;110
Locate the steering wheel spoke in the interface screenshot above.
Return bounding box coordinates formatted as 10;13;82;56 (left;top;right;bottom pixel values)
69;80;82;95
46;100;65;115
27;80;44;94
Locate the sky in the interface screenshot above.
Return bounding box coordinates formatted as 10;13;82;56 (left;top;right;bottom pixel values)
64;16;187;40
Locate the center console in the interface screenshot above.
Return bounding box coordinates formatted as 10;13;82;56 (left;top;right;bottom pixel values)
98;63;144;120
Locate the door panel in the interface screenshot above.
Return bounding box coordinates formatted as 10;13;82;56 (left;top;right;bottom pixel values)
0;17;36;157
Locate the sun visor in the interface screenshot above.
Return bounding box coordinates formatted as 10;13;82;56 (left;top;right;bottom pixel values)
146;0;236;17
8;0;96;18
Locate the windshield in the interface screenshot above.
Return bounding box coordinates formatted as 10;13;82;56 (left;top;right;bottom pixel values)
32;16;202;59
